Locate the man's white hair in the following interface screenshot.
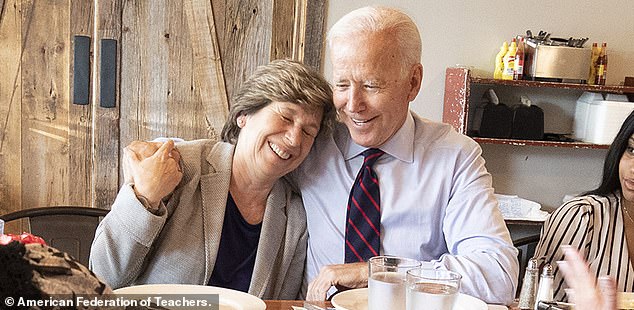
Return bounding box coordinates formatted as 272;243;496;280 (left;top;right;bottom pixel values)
327;6;422;72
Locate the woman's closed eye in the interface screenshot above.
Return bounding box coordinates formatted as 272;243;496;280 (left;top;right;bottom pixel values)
303;127;318;138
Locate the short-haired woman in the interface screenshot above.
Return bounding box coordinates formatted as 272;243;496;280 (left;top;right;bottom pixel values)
90;59;335;300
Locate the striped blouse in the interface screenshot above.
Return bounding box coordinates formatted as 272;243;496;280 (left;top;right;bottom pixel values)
534;191;634;301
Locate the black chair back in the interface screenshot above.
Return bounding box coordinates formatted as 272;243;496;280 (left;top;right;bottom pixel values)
0;206;109;266
514;234;541;297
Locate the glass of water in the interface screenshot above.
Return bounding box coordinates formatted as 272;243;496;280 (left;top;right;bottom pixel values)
406;268;462;310
368;256;421;310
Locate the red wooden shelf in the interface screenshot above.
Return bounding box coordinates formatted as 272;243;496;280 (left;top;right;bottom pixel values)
443;67;627;150
472;137;609;149
470;77;634;94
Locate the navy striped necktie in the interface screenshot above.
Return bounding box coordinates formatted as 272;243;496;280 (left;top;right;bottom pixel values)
345;148;385;263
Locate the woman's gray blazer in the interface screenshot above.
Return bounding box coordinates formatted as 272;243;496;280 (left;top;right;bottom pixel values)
90;139;307;299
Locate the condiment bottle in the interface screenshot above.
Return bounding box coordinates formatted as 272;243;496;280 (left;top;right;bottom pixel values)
518;258;540;310
494;41;509;79
502;39;517;80
595;42;608;85
534;263;554;310
514;37;525;80
588;43;599;85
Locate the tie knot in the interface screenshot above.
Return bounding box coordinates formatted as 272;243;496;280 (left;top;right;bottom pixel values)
361;148;384;167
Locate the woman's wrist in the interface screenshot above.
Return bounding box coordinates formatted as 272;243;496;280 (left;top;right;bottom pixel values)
130;184;161;211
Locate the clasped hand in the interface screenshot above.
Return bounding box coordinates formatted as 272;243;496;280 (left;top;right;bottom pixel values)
123;140;183;209
306;262;368;301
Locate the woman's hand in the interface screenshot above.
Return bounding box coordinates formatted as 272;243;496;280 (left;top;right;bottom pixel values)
558;246;617;310
123;140;183;209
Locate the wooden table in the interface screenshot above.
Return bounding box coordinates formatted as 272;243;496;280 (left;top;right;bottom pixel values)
264;300;514;310
264;300;333;310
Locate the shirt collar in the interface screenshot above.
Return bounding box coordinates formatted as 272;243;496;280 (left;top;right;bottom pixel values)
336;111;415;163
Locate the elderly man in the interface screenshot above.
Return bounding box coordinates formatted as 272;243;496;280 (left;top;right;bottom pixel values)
292;6;518;304
122;6;518;304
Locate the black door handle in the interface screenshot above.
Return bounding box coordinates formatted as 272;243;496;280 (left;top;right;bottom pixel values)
100;39;117;108
72;35;91;105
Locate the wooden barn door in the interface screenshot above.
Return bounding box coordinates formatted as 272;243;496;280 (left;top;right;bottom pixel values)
0;0;326;230
0;0;96;220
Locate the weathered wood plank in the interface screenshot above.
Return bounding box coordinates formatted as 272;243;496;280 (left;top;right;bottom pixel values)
118;0;142;151
220;0;273;102
0;0;22;232
120;0;227;188
271;0;295;61
291;0;307;62
165;1;208;140
210;0;226;57
0;0;7;27
270;0;325;70
20;0;71;209
303;0;326;71
120;0;170;149
93;0;122;209
68;0;94;207
183;0;228;139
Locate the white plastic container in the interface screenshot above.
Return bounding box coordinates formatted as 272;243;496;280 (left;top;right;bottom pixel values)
573;92;604;140
584;100;634;144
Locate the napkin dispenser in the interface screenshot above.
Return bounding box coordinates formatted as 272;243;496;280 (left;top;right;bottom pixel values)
524;42;591;81
511;103;544;140
471;89;513;138
472;102;513;138
472;90;544;140
574;92;634;144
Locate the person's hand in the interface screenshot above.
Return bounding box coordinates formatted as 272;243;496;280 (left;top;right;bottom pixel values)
558;246;617;310
123;141;181;184
306;262;368;301
123;140;183;209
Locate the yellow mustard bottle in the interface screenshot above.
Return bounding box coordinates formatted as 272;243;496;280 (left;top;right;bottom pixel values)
502;39;517;80
588;42;599;85
494;41;508;79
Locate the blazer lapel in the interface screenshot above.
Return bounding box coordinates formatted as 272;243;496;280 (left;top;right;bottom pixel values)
249;181;287;297
199;142;234;283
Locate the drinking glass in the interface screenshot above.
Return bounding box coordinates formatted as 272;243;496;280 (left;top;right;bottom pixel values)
0;218;4;234
368;256;421;310
406;268;462;310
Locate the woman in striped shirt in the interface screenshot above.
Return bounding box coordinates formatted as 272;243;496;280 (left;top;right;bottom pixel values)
534;110;634;302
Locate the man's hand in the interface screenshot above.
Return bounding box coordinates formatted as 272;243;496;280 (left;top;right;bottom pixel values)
123;140;183;209
558;246;617;310
306;262;368;301
123;141;181;184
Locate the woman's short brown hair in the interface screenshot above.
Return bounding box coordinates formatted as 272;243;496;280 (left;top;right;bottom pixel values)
221;59;335;144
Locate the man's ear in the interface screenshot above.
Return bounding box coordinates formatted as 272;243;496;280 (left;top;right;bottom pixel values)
407;63;423;102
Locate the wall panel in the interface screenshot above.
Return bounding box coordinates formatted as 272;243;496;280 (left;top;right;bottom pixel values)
0;0;23;230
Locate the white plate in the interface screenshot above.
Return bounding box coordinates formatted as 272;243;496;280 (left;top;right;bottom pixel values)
331;288;487;310
113;284;266;310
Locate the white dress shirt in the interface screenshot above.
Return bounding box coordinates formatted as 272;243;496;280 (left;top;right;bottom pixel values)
291;111;519;304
